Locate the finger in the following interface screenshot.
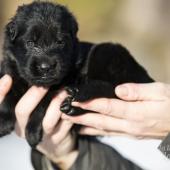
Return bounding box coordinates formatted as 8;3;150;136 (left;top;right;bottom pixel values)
79;126;125;136
42;90;68;134
15;86;48;136
72;98;130;118
37;120;73;156
79;126;167;139
50;120;73;144
62;113;128;132
115;82;169;101
72;98;156;120
0;75;12;103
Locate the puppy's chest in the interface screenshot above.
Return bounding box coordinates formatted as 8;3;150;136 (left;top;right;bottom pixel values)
11;80;29;99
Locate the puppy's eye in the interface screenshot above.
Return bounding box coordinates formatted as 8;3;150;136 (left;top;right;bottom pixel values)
57;40;65;48
57;40;62;44
26;41;34;48
57;40;64;45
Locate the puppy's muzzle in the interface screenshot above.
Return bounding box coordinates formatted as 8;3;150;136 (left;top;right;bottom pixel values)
37;61;57;74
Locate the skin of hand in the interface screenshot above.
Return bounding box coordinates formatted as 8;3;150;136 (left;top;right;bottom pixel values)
0;75;78;169
0;75;12;103
15;88;78;169
62;82;170;139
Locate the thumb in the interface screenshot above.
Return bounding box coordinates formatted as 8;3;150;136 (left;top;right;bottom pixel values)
115;82;169;101
0;75;12;103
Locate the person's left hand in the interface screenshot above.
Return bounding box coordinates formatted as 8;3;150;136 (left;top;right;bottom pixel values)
62;82;170;139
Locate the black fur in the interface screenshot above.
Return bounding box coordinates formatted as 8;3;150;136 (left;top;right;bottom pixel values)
0;1;153;148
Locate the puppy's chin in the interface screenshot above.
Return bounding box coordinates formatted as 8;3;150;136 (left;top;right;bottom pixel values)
26;77;61;87
33;80;59;87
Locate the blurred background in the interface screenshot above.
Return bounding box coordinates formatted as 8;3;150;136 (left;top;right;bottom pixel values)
0;0;170;170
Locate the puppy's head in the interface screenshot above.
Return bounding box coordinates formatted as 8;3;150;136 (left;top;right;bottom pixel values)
4;1;79;86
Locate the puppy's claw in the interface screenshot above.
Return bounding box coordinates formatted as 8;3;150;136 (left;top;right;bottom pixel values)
60;96;73;113
66;108;76;116
65;87;79;97
65;106;88;116
60;104;70;113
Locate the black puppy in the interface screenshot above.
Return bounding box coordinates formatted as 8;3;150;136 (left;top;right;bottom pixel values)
0;1;153;147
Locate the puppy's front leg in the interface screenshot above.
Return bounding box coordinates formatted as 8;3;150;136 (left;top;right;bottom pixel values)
25;91;54;147
60;80;116;116
0;95;16;137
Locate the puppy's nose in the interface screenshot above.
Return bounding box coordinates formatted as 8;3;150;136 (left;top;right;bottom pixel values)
37;62;57;74
37;61;57;74
39;62;50;71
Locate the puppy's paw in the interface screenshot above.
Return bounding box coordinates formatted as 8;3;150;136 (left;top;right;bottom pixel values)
60;96;86;116
60;96;73;114
65;86;88;102
65;86;79;97
0;117;14;137
25;123;43;148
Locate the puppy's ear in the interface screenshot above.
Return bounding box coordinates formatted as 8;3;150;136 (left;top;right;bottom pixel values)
6;21;18;41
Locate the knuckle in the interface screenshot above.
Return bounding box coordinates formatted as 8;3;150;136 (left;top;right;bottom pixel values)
127;112;144;122
42;121;54;134
15;103;23;117
126;83;140;100
121;102;129;118
124;103;133;120
94;116;106;130
125;103;145;122
146;120;158;129
103;99;113;115
133;85;142;100
131;128;143;136
126;122;143;136
83;102;93;110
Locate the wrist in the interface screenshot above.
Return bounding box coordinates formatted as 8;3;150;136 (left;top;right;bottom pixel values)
50;134;79;170
38;133;78;169
52;149;79;170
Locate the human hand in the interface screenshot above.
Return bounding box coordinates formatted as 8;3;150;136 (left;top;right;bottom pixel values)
15;87;78;169
62;82;170;139
0;75;12;103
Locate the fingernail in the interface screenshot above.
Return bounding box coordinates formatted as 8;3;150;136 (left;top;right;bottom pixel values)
72;102;79;106
115;85;128;97
0;75;11;89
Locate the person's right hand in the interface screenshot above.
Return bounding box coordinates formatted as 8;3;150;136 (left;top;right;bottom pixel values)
0;75;12;103
0;74;78;168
